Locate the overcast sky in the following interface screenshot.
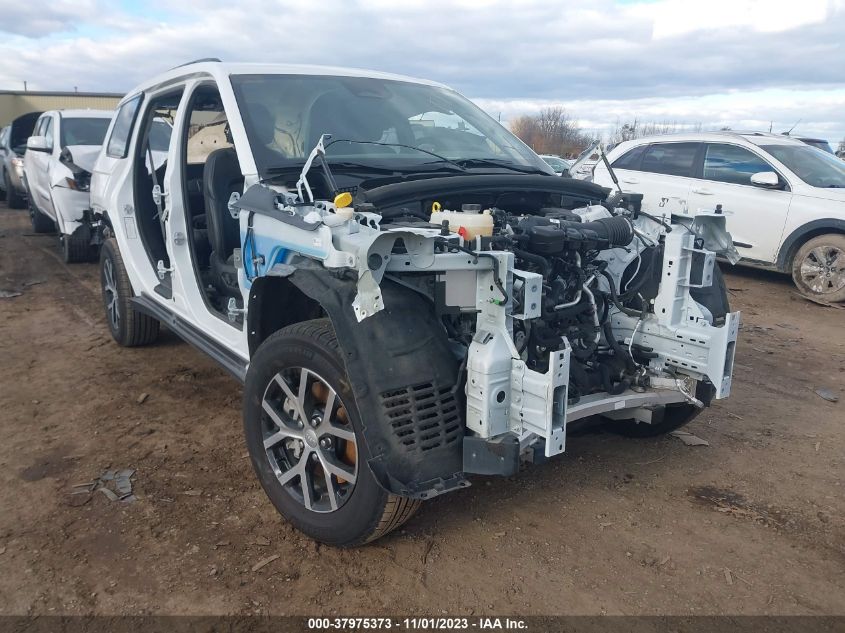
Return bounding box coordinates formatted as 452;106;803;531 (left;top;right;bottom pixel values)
1;0;843;145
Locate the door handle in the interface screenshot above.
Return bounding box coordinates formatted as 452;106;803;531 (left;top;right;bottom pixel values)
691;187;714;195
621;177;639;184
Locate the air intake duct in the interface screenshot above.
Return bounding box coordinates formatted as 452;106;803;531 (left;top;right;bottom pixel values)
525;216;634;255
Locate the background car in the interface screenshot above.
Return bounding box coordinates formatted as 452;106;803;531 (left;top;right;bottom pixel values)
539;154;572;175
594;131;845;302
24;109;113;261
0;111;42;208
796;137;834;154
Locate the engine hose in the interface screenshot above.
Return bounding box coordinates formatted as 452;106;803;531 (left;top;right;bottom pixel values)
602;319;637;372
556;216;635;248
514;249;551;278
600;269;644;318
600;363;630;395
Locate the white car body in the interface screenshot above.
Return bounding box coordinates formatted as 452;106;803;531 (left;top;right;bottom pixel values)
593;132;845;274
24;109;113;240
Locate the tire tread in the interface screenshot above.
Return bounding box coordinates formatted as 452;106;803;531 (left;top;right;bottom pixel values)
101;238;160;346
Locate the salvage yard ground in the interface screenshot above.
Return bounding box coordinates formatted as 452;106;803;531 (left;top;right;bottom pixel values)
0;203;843;616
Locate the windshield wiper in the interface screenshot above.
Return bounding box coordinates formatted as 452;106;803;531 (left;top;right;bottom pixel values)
451;157;551;174
324;138;466;172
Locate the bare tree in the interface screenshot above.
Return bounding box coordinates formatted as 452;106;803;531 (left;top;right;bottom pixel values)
510;107;589;158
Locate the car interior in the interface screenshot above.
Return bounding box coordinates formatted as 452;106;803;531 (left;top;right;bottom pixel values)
181;84;243;319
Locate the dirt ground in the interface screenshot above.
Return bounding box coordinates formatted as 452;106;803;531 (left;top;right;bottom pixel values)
0;203;843;617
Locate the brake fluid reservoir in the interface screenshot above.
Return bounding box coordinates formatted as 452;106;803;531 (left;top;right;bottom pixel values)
429;204;494;240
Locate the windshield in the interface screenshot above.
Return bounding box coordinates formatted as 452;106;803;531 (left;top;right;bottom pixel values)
230;74;552;176
60;117;111;147
761;144;845;188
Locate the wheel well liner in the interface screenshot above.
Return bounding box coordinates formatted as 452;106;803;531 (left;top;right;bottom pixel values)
276;264;466;499
246;276;323;355
776;219;845;271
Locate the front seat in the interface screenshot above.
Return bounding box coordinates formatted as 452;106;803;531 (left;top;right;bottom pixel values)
203;147;244;300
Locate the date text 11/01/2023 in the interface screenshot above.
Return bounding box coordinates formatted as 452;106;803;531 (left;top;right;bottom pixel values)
307;617;529;630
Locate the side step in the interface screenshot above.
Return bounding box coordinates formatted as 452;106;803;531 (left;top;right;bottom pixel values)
131;295;248;383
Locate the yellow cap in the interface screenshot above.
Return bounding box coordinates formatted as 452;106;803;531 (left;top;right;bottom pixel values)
432;201;442;212
334;192;353;208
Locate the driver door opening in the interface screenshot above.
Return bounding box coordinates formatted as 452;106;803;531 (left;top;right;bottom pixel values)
179;83;244;322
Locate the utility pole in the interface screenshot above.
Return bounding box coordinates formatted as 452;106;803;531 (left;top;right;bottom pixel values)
23;81;27;92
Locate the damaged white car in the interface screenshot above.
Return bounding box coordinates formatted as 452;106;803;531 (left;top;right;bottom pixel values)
90;61;740;546
24;109;113;262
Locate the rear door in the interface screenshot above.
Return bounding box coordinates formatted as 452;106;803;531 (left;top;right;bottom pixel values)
688;143;792;264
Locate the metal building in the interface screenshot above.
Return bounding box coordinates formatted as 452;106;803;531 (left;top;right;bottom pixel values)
0;90;123;127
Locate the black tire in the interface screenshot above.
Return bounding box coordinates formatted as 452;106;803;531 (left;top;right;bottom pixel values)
100;237;160;346
244;319;420;546
28;197;54;232
791;234;845;303
62;232;95;263
9;184;27;209
0;171;7;202
605;402;702;438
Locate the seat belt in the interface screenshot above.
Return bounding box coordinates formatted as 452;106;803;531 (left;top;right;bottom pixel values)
148;143;166;223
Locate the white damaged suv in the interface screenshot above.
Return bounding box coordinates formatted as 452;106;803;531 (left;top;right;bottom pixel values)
90;61;740;546
24;109;114;262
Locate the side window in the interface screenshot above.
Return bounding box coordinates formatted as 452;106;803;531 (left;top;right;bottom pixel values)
640;142;699;177
43;118;54;149
703;143;773;186
106;95;142;158
611;145;646;170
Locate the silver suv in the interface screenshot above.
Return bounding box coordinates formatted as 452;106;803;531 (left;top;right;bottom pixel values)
91;61;739;545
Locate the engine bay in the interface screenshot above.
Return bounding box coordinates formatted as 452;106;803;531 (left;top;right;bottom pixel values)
233;144;740;463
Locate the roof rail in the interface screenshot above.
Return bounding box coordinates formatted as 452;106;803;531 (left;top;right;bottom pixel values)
170;58;222;70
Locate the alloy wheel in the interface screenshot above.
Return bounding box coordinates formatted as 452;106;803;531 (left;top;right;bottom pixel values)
103;258;120;330
800;245;845;295
261;367;358;513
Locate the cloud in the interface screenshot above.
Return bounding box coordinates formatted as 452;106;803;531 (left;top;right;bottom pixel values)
0;0;105;37
0;0;843;142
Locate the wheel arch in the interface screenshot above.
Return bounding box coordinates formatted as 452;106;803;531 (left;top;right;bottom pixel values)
776;219;845;271
246;275;324;356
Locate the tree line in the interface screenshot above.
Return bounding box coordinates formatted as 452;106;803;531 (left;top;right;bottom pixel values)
508;107;845;159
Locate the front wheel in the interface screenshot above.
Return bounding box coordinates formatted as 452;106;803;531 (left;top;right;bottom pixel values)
8;182;26;209
62;232;96;263
791;234;845;303
28;197;54;232
243;319;420;546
